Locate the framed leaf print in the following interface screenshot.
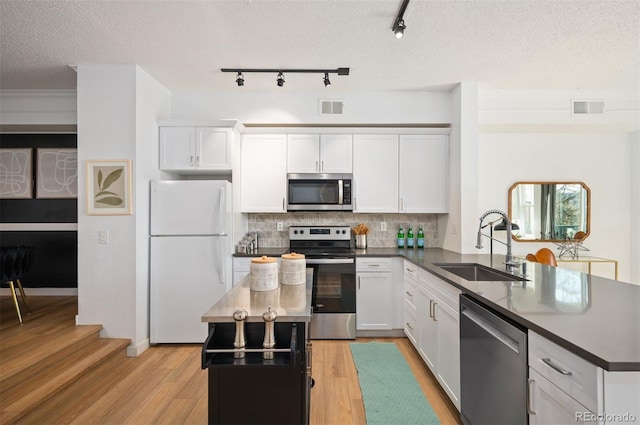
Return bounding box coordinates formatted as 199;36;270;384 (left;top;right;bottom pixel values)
86;160;132;215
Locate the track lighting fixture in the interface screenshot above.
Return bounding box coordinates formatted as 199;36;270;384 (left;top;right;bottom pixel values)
392;0;410;39
221;67;349;87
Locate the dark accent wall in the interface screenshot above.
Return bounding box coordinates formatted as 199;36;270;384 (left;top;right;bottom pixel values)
0;134;78;288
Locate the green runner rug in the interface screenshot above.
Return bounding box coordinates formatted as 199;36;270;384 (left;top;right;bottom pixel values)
350;341;440;425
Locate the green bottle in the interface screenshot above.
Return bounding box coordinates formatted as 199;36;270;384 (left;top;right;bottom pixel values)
417;226;425;248
407;226;414;248
397;226;405;248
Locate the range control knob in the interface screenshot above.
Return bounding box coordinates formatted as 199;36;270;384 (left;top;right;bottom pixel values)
300;230;305;234
335;229;340;234
342;230;347;234
293;230;298;234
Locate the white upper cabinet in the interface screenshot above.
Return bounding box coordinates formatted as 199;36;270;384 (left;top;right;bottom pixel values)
287;134;352;173
352;134;399;212
320;135;352;173
241;134;287;213
159;127;232;172
399;135;449;213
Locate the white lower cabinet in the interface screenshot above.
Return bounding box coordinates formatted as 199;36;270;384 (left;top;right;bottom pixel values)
528;368;594;425
232;257;251;285
356;258;393;330
528;331;640;425
416;268;461;411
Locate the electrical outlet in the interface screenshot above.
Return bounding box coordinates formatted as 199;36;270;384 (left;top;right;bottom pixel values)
98;229;109;244
452;223;458;235
380;222;387;231
277;222;284;231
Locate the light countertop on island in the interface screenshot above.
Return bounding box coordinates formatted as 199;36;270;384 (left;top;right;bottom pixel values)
202;274;312;324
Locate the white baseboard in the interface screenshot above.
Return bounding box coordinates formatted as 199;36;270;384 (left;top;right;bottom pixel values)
0;287;78;296
127;338;150;357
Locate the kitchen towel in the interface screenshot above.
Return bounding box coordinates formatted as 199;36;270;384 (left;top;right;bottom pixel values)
350;341;440;425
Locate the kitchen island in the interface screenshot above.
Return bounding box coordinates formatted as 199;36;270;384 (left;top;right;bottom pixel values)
201;276;312;425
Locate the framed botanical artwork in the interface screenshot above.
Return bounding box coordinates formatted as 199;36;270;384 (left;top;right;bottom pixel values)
0;148;33;199
86;159;133;215
36;148;78;199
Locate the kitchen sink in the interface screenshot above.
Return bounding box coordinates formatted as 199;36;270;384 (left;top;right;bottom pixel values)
434;263;528;282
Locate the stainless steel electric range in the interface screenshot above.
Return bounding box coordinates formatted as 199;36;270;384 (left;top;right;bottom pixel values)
289;226;356;339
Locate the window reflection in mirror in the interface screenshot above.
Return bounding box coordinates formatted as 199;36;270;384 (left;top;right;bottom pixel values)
508;182;590;242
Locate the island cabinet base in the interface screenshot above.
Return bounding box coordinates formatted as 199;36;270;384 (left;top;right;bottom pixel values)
202;321;311;425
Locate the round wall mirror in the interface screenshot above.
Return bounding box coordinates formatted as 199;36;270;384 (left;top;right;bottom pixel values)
508;182;590;242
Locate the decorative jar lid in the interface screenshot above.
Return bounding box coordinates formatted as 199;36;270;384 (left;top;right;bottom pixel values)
251;255;277;264
281;252;305;260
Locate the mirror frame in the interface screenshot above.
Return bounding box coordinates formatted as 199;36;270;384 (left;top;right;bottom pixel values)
508;181;591;242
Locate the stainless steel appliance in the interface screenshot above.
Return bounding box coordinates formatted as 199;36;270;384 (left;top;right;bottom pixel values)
460;294;528;425
289;226;356;339
287;173;353;211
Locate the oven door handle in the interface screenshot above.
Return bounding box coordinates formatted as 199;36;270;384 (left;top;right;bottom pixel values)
305;258;355;265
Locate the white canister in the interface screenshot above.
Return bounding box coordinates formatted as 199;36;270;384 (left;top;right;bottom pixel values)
280;252;306;285
250;256;279;291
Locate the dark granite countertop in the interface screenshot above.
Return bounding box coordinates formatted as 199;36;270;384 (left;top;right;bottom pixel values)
234;248;640;371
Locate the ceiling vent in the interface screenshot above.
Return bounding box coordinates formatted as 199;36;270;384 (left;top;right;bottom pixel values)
319;100;344;116
572;100;605;115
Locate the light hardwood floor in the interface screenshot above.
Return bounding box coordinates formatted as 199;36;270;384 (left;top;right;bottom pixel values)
1;297;460;425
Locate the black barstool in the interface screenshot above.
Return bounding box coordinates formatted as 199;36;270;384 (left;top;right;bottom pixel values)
1;245;32;324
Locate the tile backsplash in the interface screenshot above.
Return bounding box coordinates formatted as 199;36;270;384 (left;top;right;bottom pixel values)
246;212;439;248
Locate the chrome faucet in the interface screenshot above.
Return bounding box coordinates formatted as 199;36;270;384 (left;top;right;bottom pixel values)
476;209;520;272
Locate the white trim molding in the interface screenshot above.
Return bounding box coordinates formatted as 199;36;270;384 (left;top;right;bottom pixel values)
0;90;77;125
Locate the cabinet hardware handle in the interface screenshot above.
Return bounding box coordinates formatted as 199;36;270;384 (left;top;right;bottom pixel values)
321;160;324;171
429;300;433;318
369;264;380;267
406;323;414;330
400;198;405;211
316;160;319;171
358;276;361;290
541;358;572;376
196;155;200;166
527;379;536;414
405;268;414;273
433;302;438;321
406;291;413;297
190;155;194;166
282;198;285;211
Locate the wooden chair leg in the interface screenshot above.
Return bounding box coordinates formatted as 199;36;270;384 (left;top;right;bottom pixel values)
7;281;24;324
15;278;29;313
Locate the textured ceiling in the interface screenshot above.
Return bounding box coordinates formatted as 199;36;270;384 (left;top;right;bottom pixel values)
1;0;639;94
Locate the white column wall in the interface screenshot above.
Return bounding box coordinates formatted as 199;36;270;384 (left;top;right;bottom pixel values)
77;64;171;354
630;131;640;284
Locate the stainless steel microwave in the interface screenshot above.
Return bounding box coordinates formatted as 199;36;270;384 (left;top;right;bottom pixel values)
287;173;353;211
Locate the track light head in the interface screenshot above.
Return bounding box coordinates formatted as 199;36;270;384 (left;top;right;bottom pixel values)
236;72;244;86
394;19;406;38
277;72;285;87
323;73;331;87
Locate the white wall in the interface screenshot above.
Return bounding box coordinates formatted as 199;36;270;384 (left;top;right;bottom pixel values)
441;83;479;253
77;65;171;354
630;131;640;284
478;132;634;283
170;90;451;124
0;90;77;125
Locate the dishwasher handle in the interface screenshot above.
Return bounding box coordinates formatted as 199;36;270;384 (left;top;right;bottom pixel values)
461;306;520;354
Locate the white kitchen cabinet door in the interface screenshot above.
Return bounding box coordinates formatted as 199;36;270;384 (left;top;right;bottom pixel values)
320;134;352;173
399;135;449;213
529;369;594;425
356;272;393;330
160;127;232;171
241;134;287;213
196;128;232;170
353;134;398;212
417;288;437;370
287;134;320;173
160;127;195;170
434;299;460;410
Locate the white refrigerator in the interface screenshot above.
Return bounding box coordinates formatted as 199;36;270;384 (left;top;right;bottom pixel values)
150;180;233;343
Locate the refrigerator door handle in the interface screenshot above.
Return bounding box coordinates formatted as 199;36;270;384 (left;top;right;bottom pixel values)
218;187;226;235
218;239;225;285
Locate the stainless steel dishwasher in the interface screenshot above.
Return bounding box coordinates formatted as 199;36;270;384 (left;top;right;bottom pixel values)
460;294;528;425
